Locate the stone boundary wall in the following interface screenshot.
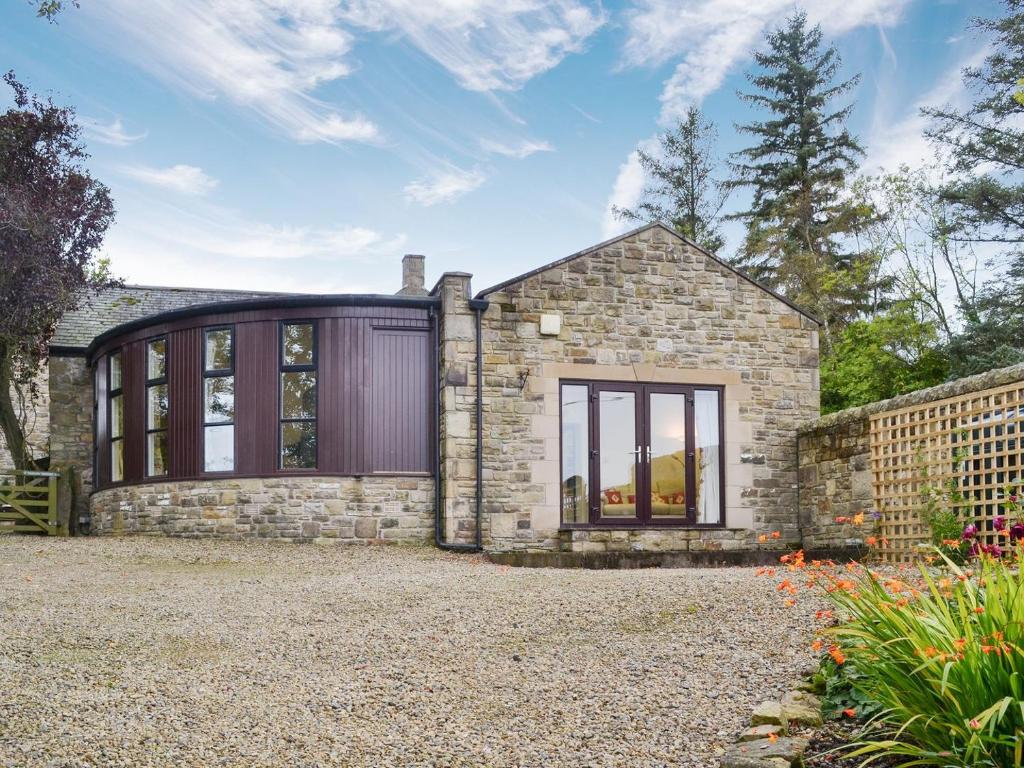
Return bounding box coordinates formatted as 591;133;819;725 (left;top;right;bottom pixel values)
798;362;1024;551
0;364;50;470
90;475;435;543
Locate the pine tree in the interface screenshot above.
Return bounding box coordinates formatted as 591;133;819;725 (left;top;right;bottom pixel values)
613;106;728;253
728;12;879;351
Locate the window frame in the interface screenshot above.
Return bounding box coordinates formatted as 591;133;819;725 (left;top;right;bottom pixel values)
108;349;124;484
202;325;236;474
558;379;726;529
144;336;169;478
278;320;318;470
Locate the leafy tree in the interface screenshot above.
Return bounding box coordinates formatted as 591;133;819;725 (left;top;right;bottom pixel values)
30;1;78;22
924;1;1024;376
0;72;116;469
729;12;881;352
821;303;948;413
614;106;728;253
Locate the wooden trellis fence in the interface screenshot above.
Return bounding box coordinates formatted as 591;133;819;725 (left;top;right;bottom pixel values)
0;470;62;536
870;380;1024;562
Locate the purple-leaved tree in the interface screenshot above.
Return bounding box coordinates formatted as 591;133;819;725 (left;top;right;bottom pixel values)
0;72;117;470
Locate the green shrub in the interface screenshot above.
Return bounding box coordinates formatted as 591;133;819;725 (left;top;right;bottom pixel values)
823;549;1024;766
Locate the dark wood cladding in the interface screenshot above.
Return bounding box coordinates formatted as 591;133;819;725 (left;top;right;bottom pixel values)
93;304;434;490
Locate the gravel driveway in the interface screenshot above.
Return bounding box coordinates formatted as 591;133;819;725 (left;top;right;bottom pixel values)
0;539;816;767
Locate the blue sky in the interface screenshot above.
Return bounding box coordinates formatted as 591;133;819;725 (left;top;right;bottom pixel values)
5;0;995;294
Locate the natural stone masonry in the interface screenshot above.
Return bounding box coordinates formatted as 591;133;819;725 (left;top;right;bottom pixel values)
466;225;820;552
90;476;434;542
798;361;1024;553
0;364;50;470
48;355;94;523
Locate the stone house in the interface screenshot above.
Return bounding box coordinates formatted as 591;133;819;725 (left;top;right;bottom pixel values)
5;224;820;556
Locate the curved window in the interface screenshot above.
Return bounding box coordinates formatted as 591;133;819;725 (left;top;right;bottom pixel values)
203;327;235;472
146;338;169;477
280;322;316;469
109;351;123;483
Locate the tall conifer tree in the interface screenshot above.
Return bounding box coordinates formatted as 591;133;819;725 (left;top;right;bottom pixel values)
729;12;879;350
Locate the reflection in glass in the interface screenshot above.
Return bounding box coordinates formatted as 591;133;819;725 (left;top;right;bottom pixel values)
281;372;316;419
147;384;168;431
111;394;124;439
282;323;314;366
204;424;234;472
111;439;124;483
204;376;235;423
205;329;233;372
649;392;687;517
560;384;589;524
281;421;316;468
110;352;122;391
147;431;168;476
599;390;637;518
147;338;166;379
694;389;721;524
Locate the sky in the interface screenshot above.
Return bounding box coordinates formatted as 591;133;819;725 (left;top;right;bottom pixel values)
4;0;998;295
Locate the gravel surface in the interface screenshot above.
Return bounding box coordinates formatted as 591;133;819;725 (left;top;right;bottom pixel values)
0;538;818;767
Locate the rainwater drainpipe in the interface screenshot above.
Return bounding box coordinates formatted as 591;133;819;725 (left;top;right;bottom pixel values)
468;298;490;551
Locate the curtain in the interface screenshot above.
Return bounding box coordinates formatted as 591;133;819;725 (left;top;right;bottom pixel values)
694;390;721;524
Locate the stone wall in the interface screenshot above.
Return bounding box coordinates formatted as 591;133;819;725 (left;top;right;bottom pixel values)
464;224;820;553
48;355;94;525
0;363;50;470
797;415;872;551
90;475;435;542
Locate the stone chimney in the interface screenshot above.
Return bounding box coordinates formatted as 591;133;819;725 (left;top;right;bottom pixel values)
398;254;427;296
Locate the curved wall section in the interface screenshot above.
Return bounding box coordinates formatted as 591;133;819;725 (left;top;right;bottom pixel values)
90;299;436;491
90;476;435;542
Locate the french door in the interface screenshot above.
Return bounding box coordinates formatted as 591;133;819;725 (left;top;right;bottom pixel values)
560;381;723;527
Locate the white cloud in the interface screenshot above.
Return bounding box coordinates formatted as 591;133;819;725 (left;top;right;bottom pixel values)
480;138;554;158
82;117;147;146
622;0;912;122
83;0;379;145
601;148;647;239
101;196;407;293
865;48;987;174
121;164;219;196
404;166;486;206
82;1;603;145
341;0;605;92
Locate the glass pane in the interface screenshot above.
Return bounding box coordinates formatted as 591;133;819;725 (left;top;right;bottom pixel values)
204;376;234;423
111;394;124;439
205;328;232;372
147;431;168;476
110;352;122;391
204;425;234;472
281;421;316;468
147;338;166;379
694;389;722;524
598;390;637;519
147;383;168;430
560;384;590;525
282;323;314;366
111;439;124;482
281;371;316;419
650;393;688;517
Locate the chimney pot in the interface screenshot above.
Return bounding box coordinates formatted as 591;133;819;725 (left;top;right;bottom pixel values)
398;254;426;296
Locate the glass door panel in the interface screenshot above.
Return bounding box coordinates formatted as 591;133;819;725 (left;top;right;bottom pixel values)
694;389;722;524
597;389;640;519
648;392;689;519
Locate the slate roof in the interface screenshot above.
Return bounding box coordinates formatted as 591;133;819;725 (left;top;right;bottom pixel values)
51;285;289;350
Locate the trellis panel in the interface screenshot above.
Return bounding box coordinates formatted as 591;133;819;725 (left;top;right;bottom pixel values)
870;381;1024;562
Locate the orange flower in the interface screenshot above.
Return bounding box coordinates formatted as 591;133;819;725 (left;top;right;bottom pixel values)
758;534;768;543
784;598;796;607
866;536;877;546
843;708;856;718
975;606;985;614
768;733;778;743
771;531;782;539
815;609;833;620
852;512;864;525
811;639;824;653
828;645;846;665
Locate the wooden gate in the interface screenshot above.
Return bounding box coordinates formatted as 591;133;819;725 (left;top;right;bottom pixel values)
0;470;61;536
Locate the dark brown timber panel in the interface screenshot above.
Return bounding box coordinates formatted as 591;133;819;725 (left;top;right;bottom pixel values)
93;304;434;490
